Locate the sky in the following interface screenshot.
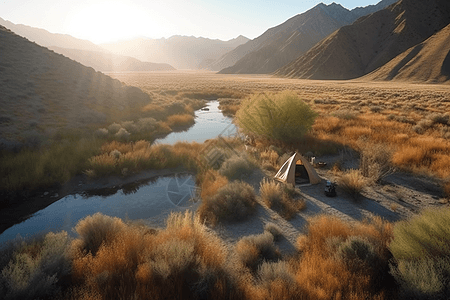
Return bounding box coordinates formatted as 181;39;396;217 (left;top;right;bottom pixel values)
0;0;382;44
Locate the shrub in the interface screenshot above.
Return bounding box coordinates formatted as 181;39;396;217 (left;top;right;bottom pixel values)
107;123;122;134
390;257;450;299
294;215;393;299
198;181;257;224
115;128;131;141
218;154;256;180
72;213;126;256
0;232;71;300
360;143;395;183
264;223;283;241
260;179;305;219
389;207;450;261
236;232;280;272
166;114;195;128
337;169;367;200
334;236;383;281
94;128;108;137
236;91;317;144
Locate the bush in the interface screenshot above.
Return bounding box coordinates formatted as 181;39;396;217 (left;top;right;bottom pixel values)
236;91;317;144
0;232;71;300
198;181;257;225
264;223;283;241
260;179;305;219
360;143;395;183
236;232;280;272
218;154;256;180
338;169;367;200
72;213;126;255
389;207;450;261
390;257;450;299
335;236;383;279
389;208;450;299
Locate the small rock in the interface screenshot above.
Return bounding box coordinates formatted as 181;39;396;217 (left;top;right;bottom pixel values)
44;192;49;196
53;193;59;197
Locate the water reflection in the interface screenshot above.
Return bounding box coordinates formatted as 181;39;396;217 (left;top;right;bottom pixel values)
0;174;196;244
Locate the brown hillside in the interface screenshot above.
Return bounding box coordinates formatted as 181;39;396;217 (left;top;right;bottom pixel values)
364;24;450;83
0;26;151;147
276;0;450;80
216;0;397;74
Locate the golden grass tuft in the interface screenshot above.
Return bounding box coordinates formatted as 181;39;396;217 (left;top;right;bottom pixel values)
294;215;393;299
337;169;368;200
166;113;195;128
260;179;305;219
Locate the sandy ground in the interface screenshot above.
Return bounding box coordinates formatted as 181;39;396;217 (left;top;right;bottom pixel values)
194;152;447;255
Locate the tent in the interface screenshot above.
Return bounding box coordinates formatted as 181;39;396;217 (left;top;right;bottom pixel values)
274;152;321;185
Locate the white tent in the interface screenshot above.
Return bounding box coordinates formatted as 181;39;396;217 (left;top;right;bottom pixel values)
274;152;321;185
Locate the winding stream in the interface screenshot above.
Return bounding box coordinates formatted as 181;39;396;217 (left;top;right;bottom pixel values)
0;101;234;244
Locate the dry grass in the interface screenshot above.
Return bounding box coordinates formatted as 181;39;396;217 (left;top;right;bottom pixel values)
294;215;394;299
198;180;257;225
259;178;305;219
165;113;195;128
69;211;245;300
337;169;368;200
85;140;203;177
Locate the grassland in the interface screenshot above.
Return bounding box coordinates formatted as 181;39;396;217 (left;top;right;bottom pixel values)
2;71;450;299
107;71;450;190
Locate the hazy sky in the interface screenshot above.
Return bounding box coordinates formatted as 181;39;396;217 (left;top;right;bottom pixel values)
1;0;382;44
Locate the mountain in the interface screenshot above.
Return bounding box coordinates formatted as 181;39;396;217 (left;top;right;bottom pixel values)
48;46;175;72
363;23;450;83
0;17;105;53
275;0;450;80
216;0;397;73
0;25;151;148
101;35;250;70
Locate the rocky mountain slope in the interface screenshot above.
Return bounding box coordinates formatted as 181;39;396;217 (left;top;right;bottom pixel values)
275;0;450;80
216;0;396;73
0;25;151;148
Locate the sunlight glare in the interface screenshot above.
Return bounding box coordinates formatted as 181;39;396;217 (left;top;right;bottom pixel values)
66;1;157;44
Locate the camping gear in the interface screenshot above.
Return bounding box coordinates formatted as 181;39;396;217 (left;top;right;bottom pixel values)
274;152;321;185
325;180;337;197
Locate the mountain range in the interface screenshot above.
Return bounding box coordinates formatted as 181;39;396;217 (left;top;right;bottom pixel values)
275;0;450;81
48;46;175;72
215;0;397;74
101;35;250;70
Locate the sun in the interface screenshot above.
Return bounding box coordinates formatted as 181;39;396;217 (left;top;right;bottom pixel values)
66;1;155;44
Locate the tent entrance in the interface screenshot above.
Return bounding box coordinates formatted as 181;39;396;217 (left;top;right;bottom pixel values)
295;163;310;184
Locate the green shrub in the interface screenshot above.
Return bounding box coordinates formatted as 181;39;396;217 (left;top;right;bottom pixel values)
236;91;317;144
199;181;257;224
0;232;71;300
389;208;450;299
390;257;450;299
389;207;450;260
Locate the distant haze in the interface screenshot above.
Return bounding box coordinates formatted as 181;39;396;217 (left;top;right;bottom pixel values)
1;0;389;44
